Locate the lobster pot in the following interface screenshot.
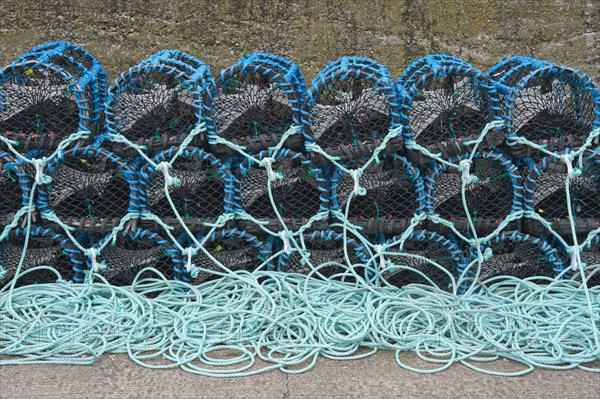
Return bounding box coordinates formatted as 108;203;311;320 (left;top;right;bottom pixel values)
175;229;272;283
104;55;208;152
0;152;28;224
236;149;327;230
397;54;470;87
471;230;565;286
243;52;306;95
277;230;367;278
206;56;304;152
331;153;425;233
0;46;99;147
0;226;82;286
425;151;522;235
306;56;400;161
523;150;600;242
502;65;599;159
37;146;136;226
139;146;230;223
23;41;107;125
373;230;466;292
579;235;600;287
486;56;551;88
87;228;180;285
400;61;502;159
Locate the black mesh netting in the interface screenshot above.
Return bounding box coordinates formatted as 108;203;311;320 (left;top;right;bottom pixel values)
504;66;598;159
0;226;82;286
277;230;367;278
105;64;202;145
374;230;465;292
39;146;135;225
306;61;399;157
579;236;600;287
524;150;600;241
176;229;272;283
426;151;522;234
207;63;302;149
89;229;178;286
331;153;425;232
140;147;229;222
237;150;326;227
473;231;565;284
401;64;501;150
0;60;91;145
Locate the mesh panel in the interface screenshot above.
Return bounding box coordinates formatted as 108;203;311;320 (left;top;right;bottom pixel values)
505;67;598;159
106;63;202;144
486;56;550;88
39;146;135;224
176;229;271;283
208;62;302;149
476;231;564;283
140;147;228;221
426;151;521;233
379;230;464;291
237;150;325;225
398;54;470;86
524;151;600;241
0;60;91;145
277;231;366;278
307;59;397;156
91;229;178;286
401;64;501;149
332;153;424;230
0;153;26;222
0;226;81;286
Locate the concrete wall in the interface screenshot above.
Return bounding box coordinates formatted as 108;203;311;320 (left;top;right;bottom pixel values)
0;0;598;82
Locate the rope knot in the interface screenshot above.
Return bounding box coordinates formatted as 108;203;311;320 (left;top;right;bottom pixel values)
158;161;181;187
570;245;582;271
33;158;52;185
279;231;292;255
352;170;366;196
183;247;197;274
459;160;478;184
376;244;386;270
563;154;582;178
263;158;282;182
86;248;105;273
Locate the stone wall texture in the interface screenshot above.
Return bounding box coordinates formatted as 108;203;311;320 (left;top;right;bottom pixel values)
0;0;598;81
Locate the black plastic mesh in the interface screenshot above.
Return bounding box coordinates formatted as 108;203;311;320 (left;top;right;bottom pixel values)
427;152;520;233
0;228;80;286
277;231;366;278
40;147;134;224
380;231;464;291
141;149;227;221
333;154;423;228
308;73;394;152
178;230;271;283
580;237;600;287
524;152;600;233
506;69;597;157
93;230;177;286
108;68;199;142
476;232;564;283
402;68;500;148
209;67;297;144
0;154;25;222
0;61;90;143
238;151;324;224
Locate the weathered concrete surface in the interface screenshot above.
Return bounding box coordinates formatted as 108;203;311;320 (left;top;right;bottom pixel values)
1;352;599;399
0;0;598;81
